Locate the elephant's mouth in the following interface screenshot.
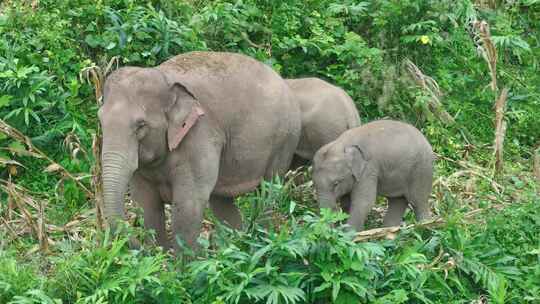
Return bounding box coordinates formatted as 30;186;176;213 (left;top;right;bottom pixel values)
141;155;165;168
138;146;167;168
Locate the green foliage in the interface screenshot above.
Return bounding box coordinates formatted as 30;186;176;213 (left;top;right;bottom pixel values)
0;0;539;303
0;248;42;303
47;238;189;303
1;178;539;303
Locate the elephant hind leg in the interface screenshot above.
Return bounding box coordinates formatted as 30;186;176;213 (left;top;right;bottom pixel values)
209;195;242;229
383;197;408;227
407;164;434;222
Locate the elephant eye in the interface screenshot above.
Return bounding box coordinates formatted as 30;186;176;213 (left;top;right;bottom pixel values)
135;120;146;131
135;120;148;138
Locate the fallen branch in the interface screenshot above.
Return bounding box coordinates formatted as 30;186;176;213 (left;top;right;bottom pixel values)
0;179;94;243
0;216;18;240
3;181;49;252
435;153;503;194
354;207;497;242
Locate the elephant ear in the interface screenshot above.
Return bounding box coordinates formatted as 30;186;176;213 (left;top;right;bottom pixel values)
344;145;369;181
166;82;205;151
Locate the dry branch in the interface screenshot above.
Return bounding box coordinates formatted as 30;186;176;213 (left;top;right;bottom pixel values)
79;56;119;105
435;152;503;194
37;199;48;252
79;57;120;230
0;119;93;198
92;134;105;230
2;181;50;252
0;179;95;246
0;216;18;239
493;88;509;175
404;59;455;125
472;20;498;92
354;207;496;242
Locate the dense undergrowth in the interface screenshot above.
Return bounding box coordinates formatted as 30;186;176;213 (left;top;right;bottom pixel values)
0;0;539;303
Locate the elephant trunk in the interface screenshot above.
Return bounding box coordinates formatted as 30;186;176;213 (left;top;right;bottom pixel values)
317;192;337;210
101;149;136;228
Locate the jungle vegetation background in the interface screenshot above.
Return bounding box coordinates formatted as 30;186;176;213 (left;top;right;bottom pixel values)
0;0;539;303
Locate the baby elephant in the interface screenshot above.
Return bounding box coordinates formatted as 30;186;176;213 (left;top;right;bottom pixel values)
312;120;434;231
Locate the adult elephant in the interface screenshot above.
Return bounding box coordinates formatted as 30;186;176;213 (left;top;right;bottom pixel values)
286;78;360;168
99;51;301;250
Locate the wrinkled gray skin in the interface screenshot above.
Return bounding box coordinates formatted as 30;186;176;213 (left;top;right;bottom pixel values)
312;120;434;231
286;78;360;168
99;51;301;251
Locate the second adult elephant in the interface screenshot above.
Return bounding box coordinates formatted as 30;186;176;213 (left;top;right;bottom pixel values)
99;51;301;251
286;78;361;168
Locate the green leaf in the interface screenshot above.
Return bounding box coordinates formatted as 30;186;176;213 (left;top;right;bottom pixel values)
0;95;12;108
8;141;26;153
105;41;117;50
313;282;331;294
332;280;341;301
85;34;102;48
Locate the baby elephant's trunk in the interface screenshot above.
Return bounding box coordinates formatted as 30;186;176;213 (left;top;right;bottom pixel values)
317;192;337;210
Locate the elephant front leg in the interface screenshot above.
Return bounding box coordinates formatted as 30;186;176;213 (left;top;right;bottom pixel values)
170;171;217;252
170;153;220;252
171;195;206;251
130;174;168;248
348;178;378;231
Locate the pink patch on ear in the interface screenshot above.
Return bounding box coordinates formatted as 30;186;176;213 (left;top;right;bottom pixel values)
168;106;205;151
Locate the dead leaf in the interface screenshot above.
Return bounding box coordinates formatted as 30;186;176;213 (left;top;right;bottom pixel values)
8;165;17;176
44;163;62;173
0;156;25;168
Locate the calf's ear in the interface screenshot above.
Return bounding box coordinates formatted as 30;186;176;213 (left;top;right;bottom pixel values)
344;145;369;181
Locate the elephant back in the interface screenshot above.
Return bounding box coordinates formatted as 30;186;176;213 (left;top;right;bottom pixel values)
159;51;301;193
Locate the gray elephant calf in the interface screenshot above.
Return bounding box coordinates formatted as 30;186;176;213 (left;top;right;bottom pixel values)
286;78;360;166
312;120;434;231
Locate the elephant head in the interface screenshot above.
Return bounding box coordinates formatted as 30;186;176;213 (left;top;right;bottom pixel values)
99;67;203;227
312;143;369;209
